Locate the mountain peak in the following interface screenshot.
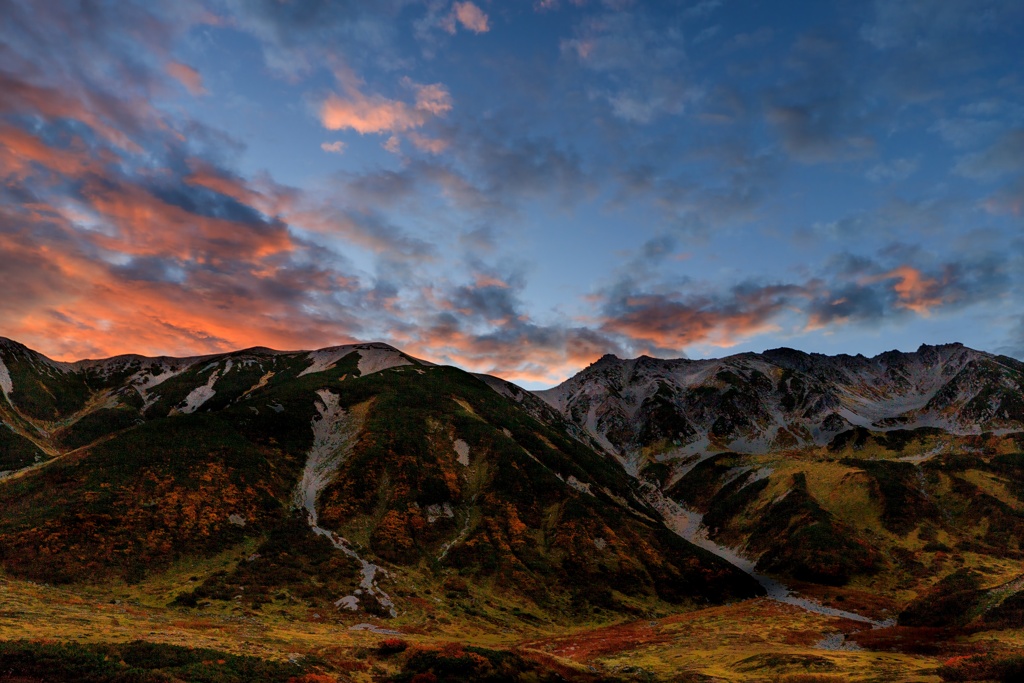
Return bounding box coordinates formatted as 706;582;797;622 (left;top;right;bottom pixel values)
539;340;1023;454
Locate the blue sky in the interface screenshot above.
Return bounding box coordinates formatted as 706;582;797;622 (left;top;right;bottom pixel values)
1;0;1022;386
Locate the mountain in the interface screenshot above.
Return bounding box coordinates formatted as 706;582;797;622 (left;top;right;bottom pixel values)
0;336;760;621
3;336;1024;681
539;342;1024;606
536;343;1024;457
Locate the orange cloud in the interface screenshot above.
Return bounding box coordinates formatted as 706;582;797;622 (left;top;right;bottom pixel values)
598;286;801;352
0;194;358;364
410;80;453;115
7;265;358;363
0;72;150;153
473;274;510;289
80;176;294;261
602;298;780;350
0;124;105;181
394;327;613;387
321;92;421;135
320;73;451;137
166;61;206;96
868;265;948;315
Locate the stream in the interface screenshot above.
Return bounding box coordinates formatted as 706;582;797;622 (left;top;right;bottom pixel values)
639;479;890;626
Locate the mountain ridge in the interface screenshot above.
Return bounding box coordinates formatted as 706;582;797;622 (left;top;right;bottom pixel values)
0;334;763;620
535;341;1024;458
3;335;1024;680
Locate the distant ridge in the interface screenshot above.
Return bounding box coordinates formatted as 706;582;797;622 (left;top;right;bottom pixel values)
536;342;1024;455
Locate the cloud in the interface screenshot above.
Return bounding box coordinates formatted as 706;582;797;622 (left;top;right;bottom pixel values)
448;2;490;34
166;61;206;96
586;240;1012;356
320;93;419;135
561;7;697;122
954;129;1024;180
393;275;625;384
0;166;371;362
868;265;949;315
609;142;781;238
320;71;452;139
865;157;919;183
763;33;877;163
1;0;1021;388
414;0;491;53
597;283;804;352
805;253;1010;328
0;3;446;363
218;0;413;77
407;132;449;154
861;0;1021;50
320;141;346;154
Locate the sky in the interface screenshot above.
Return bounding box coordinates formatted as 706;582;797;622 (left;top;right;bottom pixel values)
1;0;1022;388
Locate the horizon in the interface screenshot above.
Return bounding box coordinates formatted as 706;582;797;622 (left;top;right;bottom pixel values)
1;332;997;391
2;1;1022;387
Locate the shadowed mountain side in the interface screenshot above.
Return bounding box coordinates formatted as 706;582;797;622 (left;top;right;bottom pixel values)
0;338;761;619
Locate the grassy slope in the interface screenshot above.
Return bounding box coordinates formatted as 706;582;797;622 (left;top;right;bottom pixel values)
0;354;761;625
6;567;1023;682
641;429;1024;627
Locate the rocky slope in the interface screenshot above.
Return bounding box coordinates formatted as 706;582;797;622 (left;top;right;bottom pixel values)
535;343;1024;457
538;343;1024;612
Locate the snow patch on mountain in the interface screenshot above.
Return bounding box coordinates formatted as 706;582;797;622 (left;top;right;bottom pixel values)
178;370;220;414
294;390;357;522
567;475;594;496
453;438;470;466
425;503;454;524
298;347;356;377
640;478;881;625
294;389;396;617
357;347;412;376
0;357;12;400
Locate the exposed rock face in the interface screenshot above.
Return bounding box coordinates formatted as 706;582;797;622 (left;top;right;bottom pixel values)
535;344;1024;456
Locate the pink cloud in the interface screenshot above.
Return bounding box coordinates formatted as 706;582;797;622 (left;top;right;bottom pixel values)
321;93;421;135
409;79;453;115
408;132;449;154
452;2;490;33
166;61;206;96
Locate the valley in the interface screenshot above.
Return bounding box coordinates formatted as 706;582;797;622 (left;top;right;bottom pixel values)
1;337;1023;681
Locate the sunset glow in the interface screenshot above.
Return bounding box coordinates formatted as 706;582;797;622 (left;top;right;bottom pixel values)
1;1;1022;386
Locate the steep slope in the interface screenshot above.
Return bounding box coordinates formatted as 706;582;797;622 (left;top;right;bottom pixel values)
536;343;1024;457
538;344;1024;615
0;337;761;620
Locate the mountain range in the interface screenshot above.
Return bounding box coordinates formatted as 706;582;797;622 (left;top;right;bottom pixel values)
2;336;1023;682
